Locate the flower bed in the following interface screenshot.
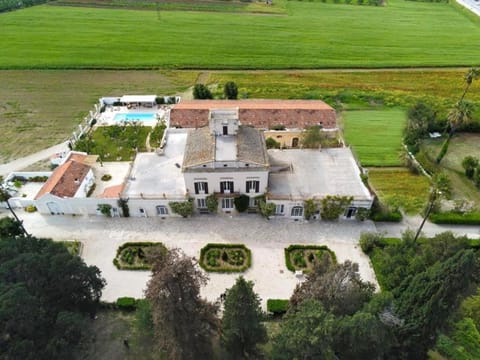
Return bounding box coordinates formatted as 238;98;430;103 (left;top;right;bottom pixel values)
199;243;251;273
284;245;336;272
59;240;82;256
113;242;167;270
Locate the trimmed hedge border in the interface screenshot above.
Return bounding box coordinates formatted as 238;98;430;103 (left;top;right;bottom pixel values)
429;212;480;225
267;299;289;315
370;210;403;222
199;243;252;273
284;244;337;272
113;242;166;270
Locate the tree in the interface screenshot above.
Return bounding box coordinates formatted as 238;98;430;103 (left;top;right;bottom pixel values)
301;125;324;148
271;299;335;360
460;67;480;102
0;176;29;236
404;101;437;152
393;250;479;358
224;81;238;100
265;137;281;149
304;198;317;220
290;256;375;317
146;248;219;360
221;277;267;358
0;217;23;238
206;194;218;213
193;84;213;99
334;311;394;360
0;236;105;359
258;199;275;219
462;156;479;179
234;195;250;213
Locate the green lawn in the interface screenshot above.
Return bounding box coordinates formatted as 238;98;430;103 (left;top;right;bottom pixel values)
343;109;406;166
1;1;480;69
368;167;430;214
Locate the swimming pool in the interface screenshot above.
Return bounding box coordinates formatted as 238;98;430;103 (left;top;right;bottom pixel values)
113;113;156;122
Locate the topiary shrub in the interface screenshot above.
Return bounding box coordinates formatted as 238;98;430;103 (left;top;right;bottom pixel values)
267;299;289;315
24;205;37;213
206;195;218;213
199;244;252;273
169;199;194;218
259;199;276;219
284;245;336;272
101;174;112;181
234;195;250;213
265;137;281;149
116;297;137;311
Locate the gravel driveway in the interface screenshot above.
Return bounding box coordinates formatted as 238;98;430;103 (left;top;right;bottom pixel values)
20;212;378;308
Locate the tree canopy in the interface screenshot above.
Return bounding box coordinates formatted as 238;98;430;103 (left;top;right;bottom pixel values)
0;234;105;359
193;84;213;99
145;248;219;360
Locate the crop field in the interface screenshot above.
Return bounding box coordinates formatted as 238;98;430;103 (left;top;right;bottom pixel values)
1;0;480;69
342;109;406;167
368;168;430;214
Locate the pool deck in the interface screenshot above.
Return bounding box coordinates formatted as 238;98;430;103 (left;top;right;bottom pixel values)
98;105;167;127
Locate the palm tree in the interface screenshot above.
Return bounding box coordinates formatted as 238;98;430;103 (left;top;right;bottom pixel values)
0;176;29;237
460;68;480;102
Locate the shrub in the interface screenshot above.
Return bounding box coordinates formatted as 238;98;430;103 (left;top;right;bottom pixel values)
116;297;137;311
259;199;276;219
24;205;37;213
430;211;480;225
320;195;353;220
169;199;194;217
101;174;112;181
355;208;370;221
284;245;337;272
304;199;317;220
234;195;250;213
462;156;479;179
206;194;218;213
359;232;384;254
265;137;281;149
113;242;167;270
97;204;112;217
370;210;402;222
224;81;238;100
270;124;286;131
199;244;252;273
267;299;289;315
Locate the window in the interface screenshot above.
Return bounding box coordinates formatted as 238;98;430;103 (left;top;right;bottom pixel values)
222;198;234;210
194;181;208;194
220;181;234;194
156;205;168;215
197;198;207;208
291;206;303;217
275;204;284;215
246;180;260;193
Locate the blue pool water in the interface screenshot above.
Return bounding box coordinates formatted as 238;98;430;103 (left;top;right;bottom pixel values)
113;113;156;122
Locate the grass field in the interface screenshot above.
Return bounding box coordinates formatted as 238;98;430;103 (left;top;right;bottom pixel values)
368;167;430;214
0;70;195;162
342;109;406;166
1;1;480;69
419;133;480;205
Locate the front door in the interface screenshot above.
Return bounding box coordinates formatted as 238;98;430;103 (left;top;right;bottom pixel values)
345;207;356;219
292;137;299;148
223;126;228;135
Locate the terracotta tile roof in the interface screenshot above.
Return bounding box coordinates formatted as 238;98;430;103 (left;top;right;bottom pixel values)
183;127;215;168
98;184;124;198
237;126;269;166
35;159;91;199
183;126;268;169
173;99;334;110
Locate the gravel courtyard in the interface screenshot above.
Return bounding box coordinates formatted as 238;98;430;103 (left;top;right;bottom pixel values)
20;212;378;308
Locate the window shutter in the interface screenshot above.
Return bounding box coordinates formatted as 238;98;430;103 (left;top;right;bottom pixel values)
255;181;259;193
220;182;224;193
194;182;199;194
204;182;208;194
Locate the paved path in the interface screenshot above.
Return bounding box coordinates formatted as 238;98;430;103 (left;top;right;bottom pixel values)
0;141;69;177
457;0;480;17
18;212;377;308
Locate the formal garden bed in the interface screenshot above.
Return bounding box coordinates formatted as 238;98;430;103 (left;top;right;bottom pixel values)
113;242;167;270
59;240;82;256
199;243;252;273
284;245;336;272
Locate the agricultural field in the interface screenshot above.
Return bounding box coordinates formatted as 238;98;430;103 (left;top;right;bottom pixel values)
368;168;430;214
0;70;196;162
342;109;406;166
1;0;480;69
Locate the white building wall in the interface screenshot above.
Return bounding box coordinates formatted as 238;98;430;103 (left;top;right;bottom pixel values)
74;169;95;198
184;170;269;196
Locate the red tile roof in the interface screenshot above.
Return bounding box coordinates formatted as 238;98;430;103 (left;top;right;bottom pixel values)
173;99;334;110
35;156;91;200
98;184;124;198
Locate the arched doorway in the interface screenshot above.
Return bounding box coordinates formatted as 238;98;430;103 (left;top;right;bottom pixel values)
292;137;299;148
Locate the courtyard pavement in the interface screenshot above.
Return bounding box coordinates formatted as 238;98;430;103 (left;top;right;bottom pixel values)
19;212;378;308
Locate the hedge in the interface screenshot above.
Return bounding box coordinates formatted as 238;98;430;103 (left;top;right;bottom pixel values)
284;244;337;272
116;297;137;311
267;299;289;315
429;212;480;225
199;243;252;273
370;210;403;222
113;242;166;270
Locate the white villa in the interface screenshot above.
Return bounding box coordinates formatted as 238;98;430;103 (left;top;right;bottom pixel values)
3;97;374;220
